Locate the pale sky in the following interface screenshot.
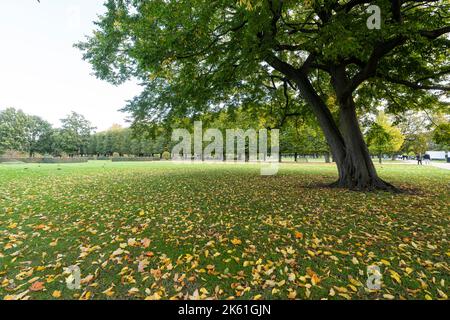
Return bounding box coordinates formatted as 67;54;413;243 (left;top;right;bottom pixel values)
0;0;142;131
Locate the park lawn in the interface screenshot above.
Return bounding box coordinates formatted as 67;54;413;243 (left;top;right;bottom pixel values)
0;161;448;300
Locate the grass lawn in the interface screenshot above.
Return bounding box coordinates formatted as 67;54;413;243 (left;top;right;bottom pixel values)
0;161;448;300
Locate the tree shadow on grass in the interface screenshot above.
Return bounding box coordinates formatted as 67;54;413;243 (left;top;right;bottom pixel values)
298;181;426;196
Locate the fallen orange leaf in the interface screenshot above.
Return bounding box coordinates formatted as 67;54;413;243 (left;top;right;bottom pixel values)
29;281;45;292
142;238;151;248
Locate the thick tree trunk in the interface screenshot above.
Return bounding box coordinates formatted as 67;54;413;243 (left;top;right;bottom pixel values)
322;106;397;191
330;98;397;191
265;56;397;191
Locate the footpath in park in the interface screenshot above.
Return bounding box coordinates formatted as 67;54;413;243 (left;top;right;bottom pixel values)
430;162;450;170
401;160;450;170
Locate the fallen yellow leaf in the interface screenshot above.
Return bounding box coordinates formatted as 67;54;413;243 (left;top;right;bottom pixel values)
52;290;61;298
231;238;242;245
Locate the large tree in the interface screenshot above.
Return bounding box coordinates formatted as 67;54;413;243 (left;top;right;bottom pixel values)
0;108;29;154
395;110;436;155
77;0;449;190
24;116;54;157
59;112;95;156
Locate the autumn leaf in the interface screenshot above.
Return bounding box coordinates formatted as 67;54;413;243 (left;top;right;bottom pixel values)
29;281;45;292
111;248;124;257
390;270;402;284
288;290;297;299
231;238;242;245
311;274;321;286
138;259;149;273
102;286;115;297
127;238;137;246
128;288;140;295
79;291;92;300
142;238;151;248
81;274;94;284
52;291;61;298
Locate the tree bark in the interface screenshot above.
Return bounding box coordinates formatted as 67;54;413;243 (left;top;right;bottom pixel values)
265;55;398;191
331;96;397;191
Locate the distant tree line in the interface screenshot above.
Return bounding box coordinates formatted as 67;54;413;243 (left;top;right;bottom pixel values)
1;107;448;161
0;108;169;158
87;124;169;157
0;108;93;157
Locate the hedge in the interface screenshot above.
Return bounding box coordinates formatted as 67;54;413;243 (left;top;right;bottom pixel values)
111;157;159;162
0;158;89;164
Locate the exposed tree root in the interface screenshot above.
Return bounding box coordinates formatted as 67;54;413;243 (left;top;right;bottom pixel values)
329;178;401;193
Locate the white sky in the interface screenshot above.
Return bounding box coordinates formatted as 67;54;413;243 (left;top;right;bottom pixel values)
0;0;142;131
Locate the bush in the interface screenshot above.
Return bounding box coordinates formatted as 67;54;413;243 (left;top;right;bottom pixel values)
1;150;28;158
111;157;157;162
162;151;171;161
0;157;88;164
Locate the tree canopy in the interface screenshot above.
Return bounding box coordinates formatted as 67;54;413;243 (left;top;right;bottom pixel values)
366;112;404;162
433;122;450;150
56;112;96;156
0;108;54;157
0;108;29;154
77;0;449;118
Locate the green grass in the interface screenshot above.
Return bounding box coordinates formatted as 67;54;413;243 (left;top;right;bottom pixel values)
0;161;449;300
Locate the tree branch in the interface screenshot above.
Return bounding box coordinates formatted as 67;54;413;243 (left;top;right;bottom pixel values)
343;36;407;99
420;26;450;39
391;0;402;23
378;73;450;91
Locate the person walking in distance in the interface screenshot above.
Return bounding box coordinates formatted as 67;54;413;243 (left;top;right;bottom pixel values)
416;153;423;165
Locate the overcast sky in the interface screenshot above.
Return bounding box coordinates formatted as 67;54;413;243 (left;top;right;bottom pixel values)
0;0;141;131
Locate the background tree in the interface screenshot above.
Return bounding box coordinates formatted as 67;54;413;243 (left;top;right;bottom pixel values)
77;0;450;191
432;122;450;151
24;116;54;157
87;125;169;157
59;112;95;156
366;112;404;163
0;108;29;154
395;110;438;156
280;117;329;161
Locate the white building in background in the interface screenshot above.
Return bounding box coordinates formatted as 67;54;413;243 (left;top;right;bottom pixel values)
426;151;447;160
